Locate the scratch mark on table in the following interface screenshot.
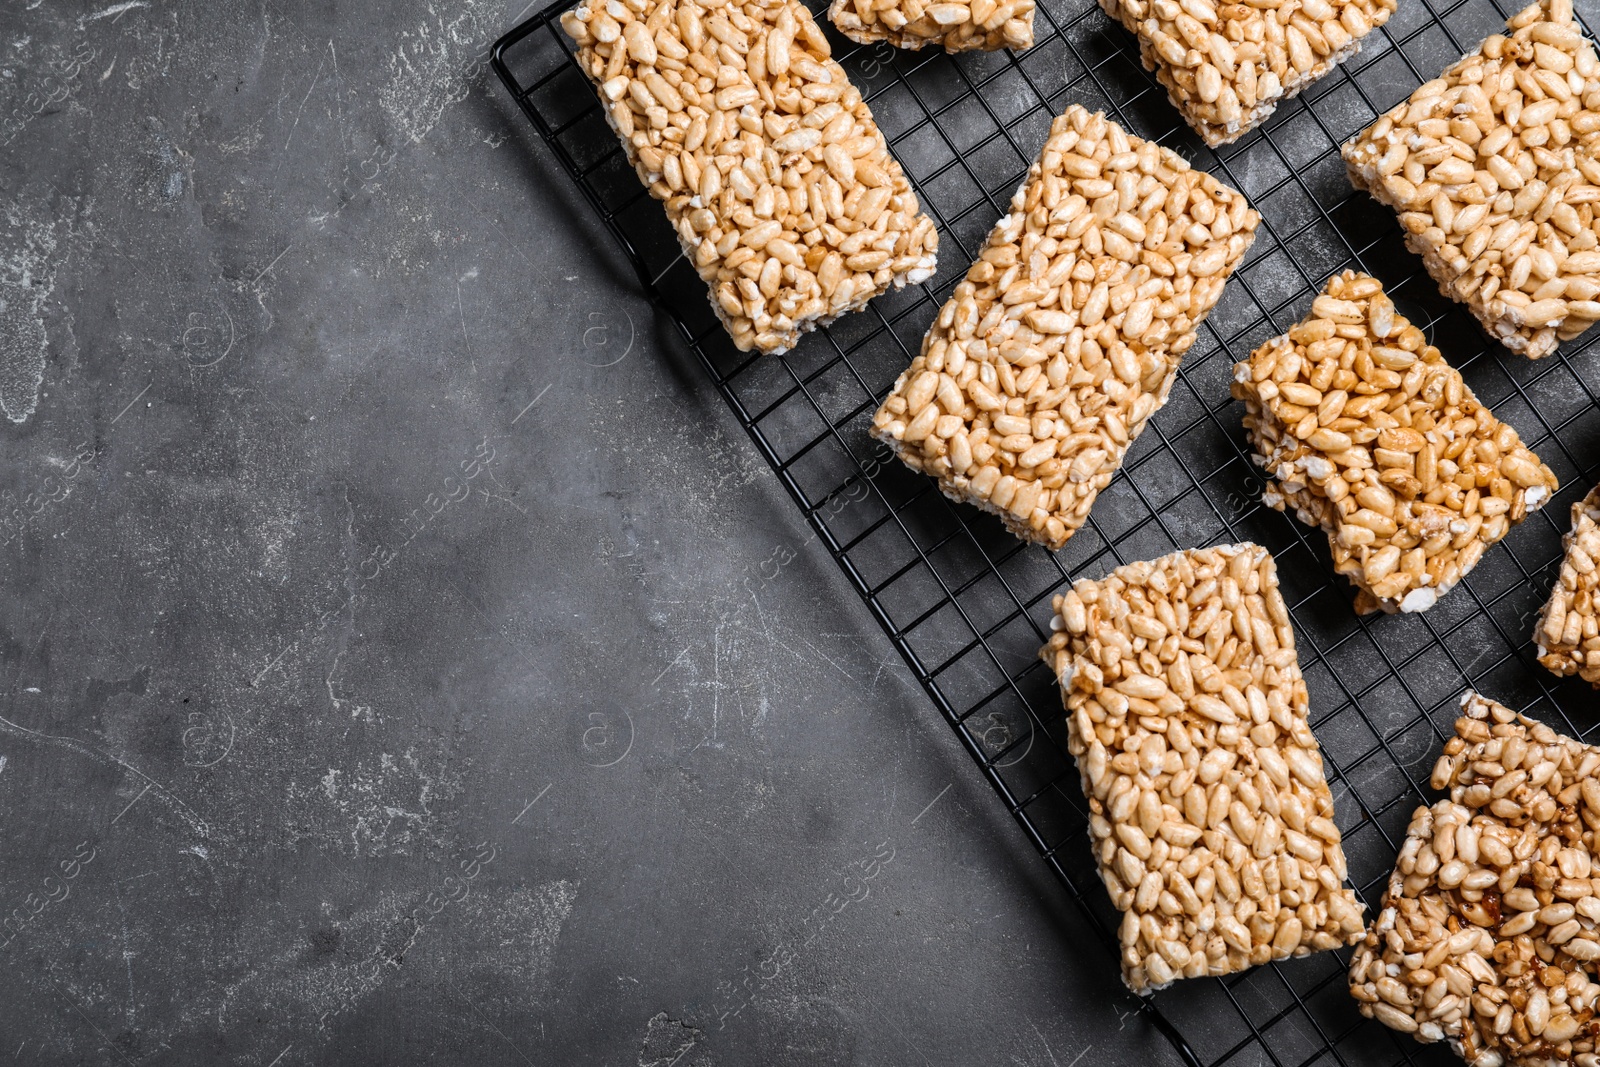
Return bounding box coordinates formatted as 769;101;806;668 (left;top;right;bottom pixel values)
114;882;136;1026
8;609;53;703
43;578;125;659
511;782;551;824
111;382;151;423
510;383;551;425
732;619;856;684
680;821;740;872
80;0;147;24
453;183;537;271
29;609;54;658
283;56;327;152
450;984;535;1066
110;783;151;825
252;243;293;284
50;980;133;1066
871;1003;931;1065
111;870;156;886
784;631;857;684
0;715;207;835
326;39;348;158
910;783;951;826
651;646;691;688
1063;1045;1092;1067
456;278;472;356
1028;1019;1061;1067
251;642;295;688
474;469;529;515
265;1044;292;1067
439;577;552;688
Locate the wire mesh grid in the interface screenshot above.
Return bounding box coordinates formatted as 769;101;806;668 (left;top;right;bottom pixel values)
493;0;1600;1061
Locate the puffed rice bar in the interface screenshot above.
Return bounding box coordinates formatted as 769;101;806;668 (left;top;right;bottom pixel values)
1350;690;1600;1064
828;0;1033;53
560;0;939;355
1535;484;1600;686
871;106;1258;551
1098;0;1395;147
1233;270;1557;615
1042;542;1365;993
1343;0;1600;359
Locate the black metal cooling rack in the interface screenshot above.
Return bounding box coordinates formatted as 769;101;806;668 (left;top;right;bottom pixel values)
493;0;1600;1061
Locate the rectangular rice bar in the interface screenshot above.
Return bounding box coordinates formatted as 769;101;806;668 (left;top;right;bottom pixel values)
560;0;939;355
871;105;1258;551
1535;484;1600;685
1099;0;1395;147
1041;542;1365;993
1350;690;1600;1064
1232;270;1557;615
828;0;1033;53
1342;0;1600;358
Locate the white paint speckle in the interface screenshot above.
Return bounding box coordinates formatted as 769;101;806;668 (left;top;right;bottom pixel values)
455;879;581;994
378;0;496;144
0;283;47;423
296;744;460;857
0;196;77;424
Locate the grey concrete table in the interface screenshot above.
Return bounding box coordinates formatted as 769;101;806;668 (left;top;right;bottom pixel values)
0;1;1188;1064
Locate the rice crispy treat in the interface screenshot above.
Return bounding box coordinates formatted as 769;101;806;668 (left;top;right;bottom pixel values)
871;106;1258;551
1535;484;1600;686
1041;542;1366;993
560;0;940;354
1342;0;1600;359
1233;270;1558;615
1350;690;1600;1064
827;0;1033;53
1098;0;1396;147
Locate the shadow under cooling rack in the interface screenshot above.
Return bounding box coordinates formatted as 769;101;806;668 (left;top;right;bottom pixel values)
493;0;1600;1063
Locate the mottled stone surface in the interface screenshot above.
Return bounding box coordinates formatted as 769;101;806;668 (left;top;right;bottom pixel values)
0;2;1182;1064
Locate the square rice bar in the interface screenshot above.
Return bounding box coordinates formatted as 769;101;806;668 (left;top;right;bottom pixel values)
1350;690;1600;1064
828;0;1033;53
1535;485;1600;685
1041;542;1365;993
871;105;1258;551
1233;270;1557;615
1343;0;1600;358
1099;0;1396;147
560;0;939;354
